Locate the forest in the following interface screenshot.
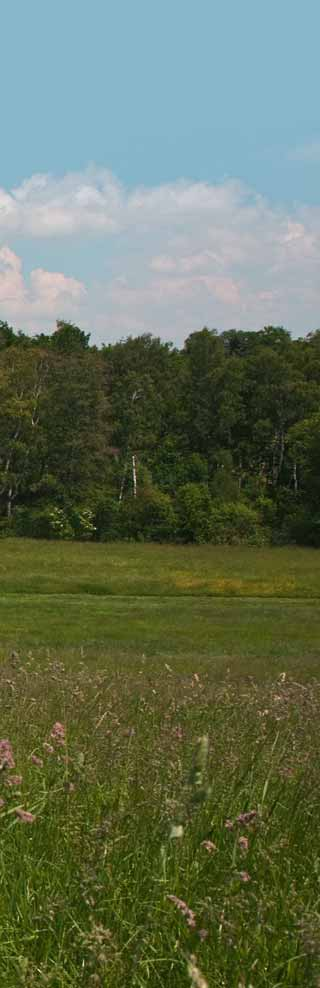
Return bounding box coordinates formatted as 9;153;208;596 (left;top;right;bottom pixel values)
0;318;319;545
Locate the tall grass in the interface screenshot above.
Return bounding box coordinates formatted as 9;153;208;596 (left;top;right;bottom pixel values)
0;654;319;985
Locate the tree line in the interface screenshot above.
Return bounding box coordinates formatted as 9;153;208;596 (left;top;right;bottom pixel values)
0;318;320;545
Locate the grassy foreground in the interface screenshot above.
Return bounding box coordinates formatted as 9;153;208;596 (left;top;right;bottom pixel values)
0;656;320;986
0;540;319;984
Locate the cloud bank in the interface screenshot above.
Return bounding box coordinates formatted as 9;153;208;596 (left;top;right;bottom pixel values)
0;167;319;342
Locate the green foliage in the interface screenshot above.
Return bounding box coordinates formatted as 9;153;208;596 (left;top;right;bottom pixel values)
210;499;266;545
14;504;99;541
152;439;208;494
175;483;213;542
94;496;123;541
120;486;177;542
210;450;239;501
69;506;97;540
284;507;320;547
0;320;319;544
51;320;91;352
14;505;74;539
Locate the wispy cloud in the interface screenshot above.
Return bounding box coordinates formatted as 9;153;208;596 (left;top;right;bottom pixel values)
0;167;320;340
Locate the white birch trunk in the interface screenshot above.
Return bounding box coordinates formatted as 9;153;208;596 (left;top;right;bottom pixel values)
132;454;137;497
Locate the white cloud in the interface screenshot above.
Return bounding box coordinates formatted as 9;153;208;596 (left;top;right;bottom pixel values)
30;269;86;305
0;247;27;305
0;247;86;322
0;167;320;341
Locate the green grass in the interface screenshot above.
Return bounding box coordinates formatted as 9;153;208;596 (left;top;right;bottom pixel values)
0;539;319;984
0;594;319;680
0;658;319;986
0;538;320;597
0;538;319;678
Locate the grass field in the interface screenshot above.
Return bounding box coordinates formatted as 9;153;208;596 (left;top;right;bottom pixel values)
0;540;319;985
0;539;319;678
1;539;320;597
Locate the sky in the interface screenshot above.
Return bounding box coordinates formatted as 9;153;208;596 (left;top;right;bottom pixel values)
1;0;320;345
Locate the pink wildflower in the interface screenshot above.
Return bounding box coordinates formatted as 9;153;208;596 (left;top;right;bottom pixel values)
238;836;249;853
31;754;43;768
198;929;209;941
225;819;234;831
236;810;257;826
43;742;54;755
50;722;66;746
0;739;15;770
5;775;22;787
201;840;217;854
238;870;251;882
167;894;196;928
15;807;36;823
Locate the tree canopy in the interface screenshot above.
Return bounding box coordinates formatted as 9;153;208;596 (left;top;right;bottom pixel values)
0;319;319;544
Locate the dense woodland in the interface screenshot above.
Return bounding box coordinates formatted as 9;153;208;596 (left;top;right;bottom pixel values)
0;318;320;544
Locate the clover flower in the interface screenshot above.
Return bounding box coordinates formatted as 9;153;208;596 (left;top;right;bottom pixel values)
15;808;36;823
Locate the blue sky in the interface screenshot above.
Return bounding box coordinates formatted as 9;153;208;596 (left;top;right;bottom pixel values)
1;0;320;343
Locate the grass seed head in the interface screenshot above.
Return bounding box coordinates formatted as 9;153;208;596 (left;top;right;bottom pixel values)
187;954;208;988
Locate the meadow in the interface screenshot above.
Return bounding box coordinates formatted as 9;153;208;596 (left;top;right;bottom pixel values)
0;540;319;986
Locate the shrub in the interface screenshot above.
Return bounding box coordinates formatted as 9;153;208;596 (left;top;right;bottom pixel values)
95;497;124;541
210;500;267;545
175;483;213;542
69;507;97;541
283;508;320;547
119;487;177;542
13;505;74;540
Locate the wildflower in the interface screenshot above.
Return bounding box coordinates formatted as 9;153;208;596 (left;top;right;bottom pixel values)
50;722;66;745
236;809;257;826
225;819;234;830
31;754;43;768
43;742;54;754
167;894;196;928
0;798;5;809
201;840;217;853
0;739;15;770
5;775;22;787
238;870;251;882
15;808;36;823
238;836;249;853
198;929;208;941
